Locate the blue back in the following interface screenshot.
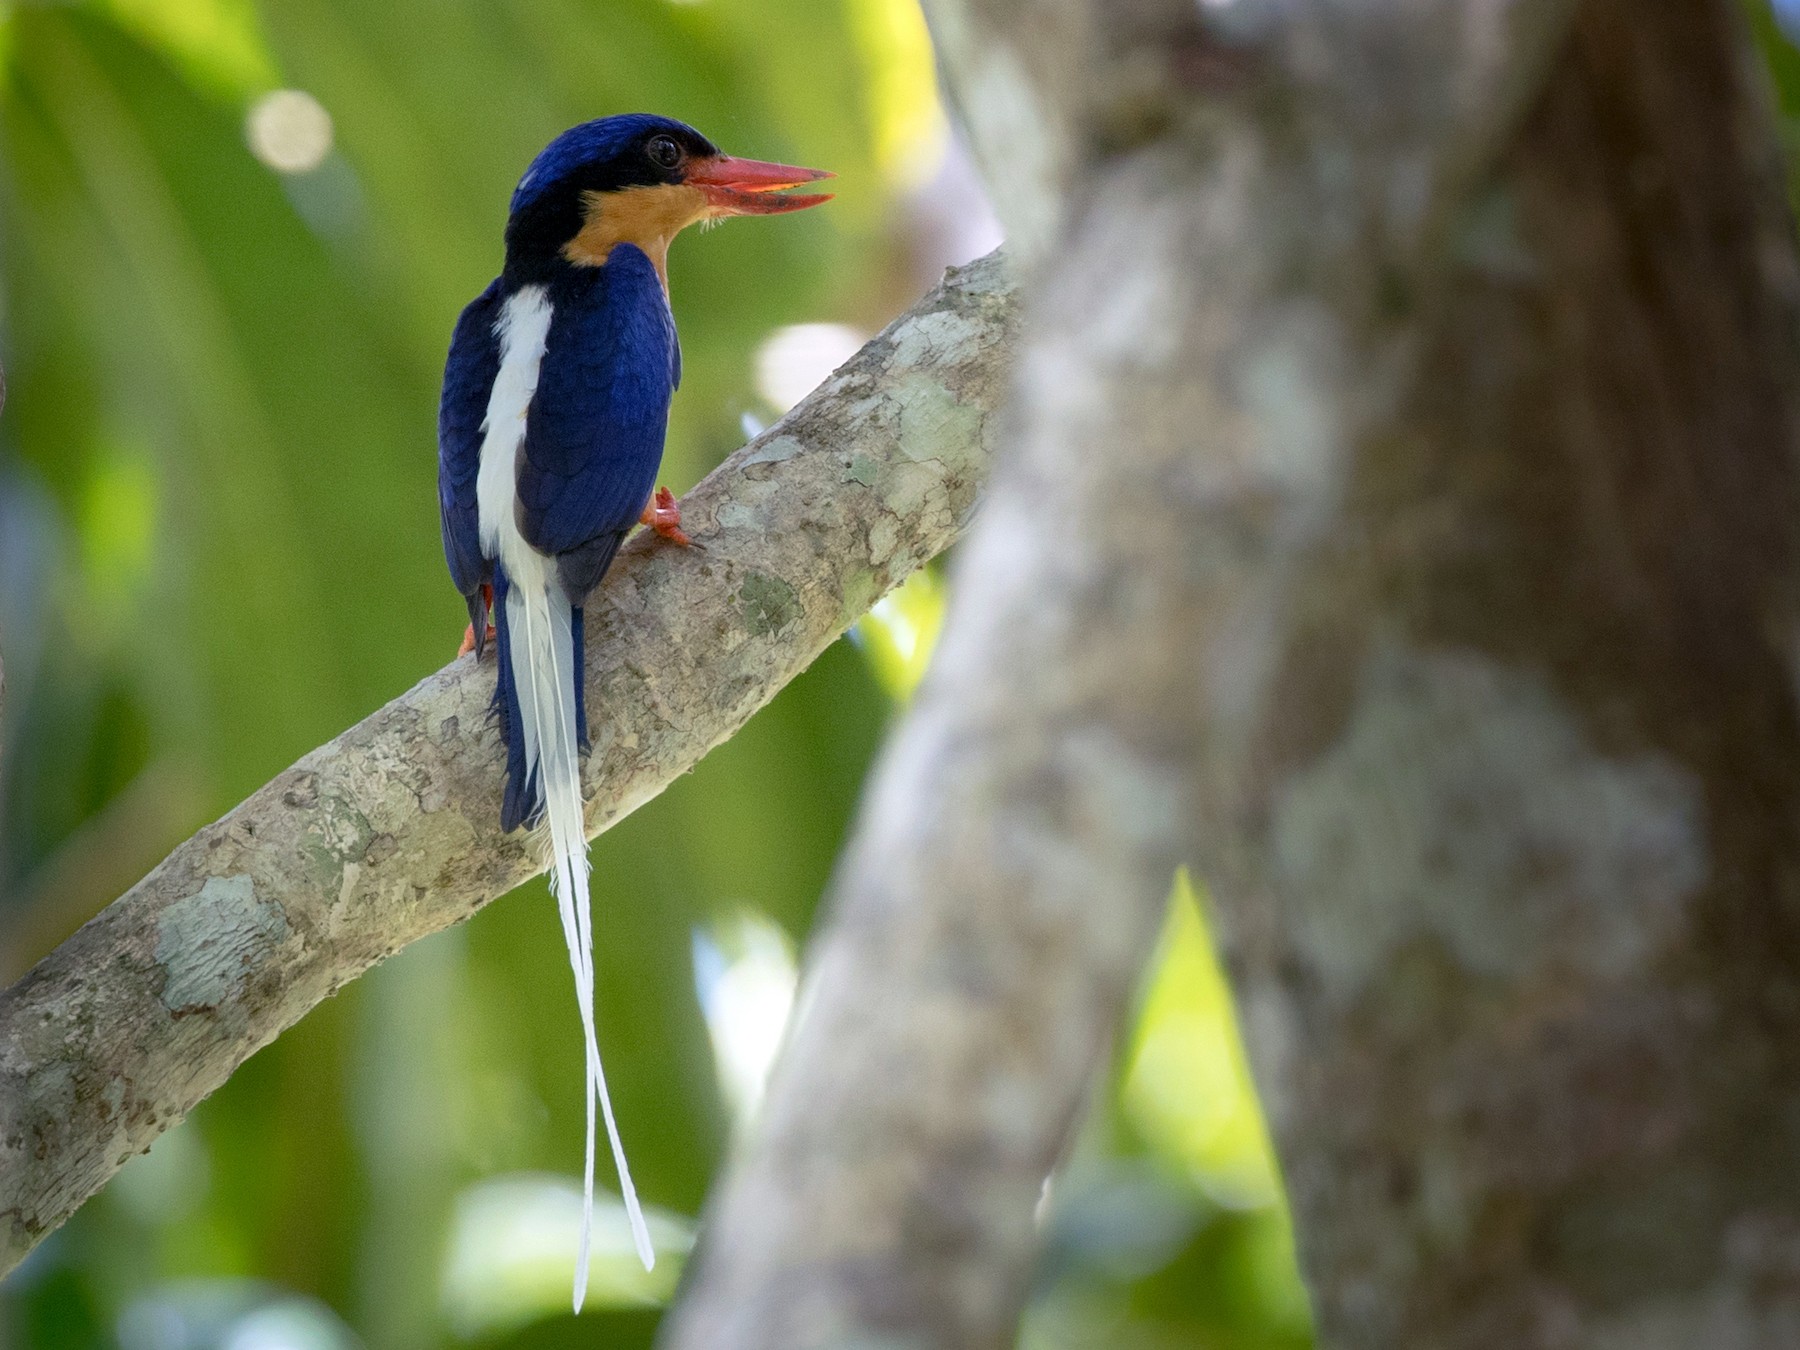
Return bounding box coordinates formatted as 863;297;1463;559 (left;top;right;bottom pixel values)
518;245;681;562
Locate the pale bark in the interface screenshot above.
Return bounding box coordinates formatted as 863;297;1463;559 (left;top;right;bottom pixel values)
1217;5;1800;1345
0;253;1017;1275
666;3;1591;1347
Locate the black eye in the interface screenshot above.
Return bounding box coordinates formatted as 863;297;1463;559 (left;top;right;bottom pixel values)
647;135;682;170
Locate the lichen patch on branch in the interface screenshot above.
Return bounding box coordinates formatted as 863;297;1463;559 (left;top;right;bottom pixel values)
154;876;292;1017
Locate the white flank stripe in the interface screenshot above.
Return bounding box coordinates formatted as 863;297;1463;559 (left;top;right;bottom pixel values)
478;286;656;1308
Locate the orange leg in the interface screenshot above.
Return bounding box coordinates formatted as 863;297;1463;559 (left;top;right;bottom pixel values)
639;486;694;547
458;581;496;657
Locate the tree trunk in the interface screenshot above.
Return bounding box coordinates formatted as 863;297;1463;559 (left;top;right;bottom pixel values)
667;0;1800;1346
1216;3;1800;1344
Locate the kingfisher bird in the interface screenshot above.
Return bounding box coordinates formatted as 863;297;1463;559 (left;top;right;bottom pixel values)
436;113;830;1306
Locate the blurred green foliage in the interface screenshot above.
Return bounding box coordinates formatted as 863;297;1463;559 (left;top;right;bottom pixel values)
35;0;1800;1347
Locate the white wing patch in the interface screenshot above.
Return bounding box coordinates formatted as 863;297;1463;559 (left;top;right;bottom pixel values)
477;285;555;592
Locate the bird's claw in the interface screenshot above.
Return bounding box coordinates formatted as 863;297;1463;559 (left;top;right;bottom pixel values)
458;622;498;658
640;486;695;547
458;582;497;657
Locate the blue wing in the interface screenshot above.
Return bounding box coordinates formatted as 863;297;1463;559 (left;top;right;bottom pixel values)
439;278;502;604
516;246;678;593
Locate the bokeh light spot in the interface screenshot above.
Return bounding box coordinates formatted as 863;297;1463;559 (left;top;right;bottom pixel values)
754;323;868;414
854;566;946;702
692;912;799;1131
849;0;949;186
246;90;334;175
439;1175;690;1335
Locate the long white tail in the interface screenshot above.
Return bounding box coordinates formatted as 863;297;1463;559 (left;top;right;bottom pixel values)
505;576;655;1309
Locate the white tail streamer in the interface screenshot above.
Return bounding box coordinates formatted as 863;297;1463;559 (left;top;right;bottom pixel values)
505;577;656;1310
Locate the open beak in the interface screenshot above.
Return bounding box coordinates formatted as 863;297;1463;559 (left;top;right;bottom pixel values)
687;154;834;216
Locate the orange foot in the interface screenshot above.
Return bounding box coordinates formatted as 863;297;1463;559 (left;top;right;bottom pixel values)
458;582;497;657
639;486;694;547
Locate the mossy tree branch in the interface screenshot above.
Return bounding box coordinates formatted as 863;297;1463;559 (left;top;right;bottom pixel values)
0;253;1017;1275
